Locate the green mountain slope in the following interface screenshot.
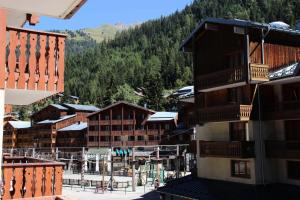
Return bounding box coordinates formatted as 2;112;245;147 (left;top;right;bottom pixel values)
64;0;300;109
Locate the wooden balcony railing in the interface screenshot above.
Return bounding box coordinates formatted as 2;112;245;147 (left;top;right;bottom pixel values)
250;63;269;82
265;140;300;159
112;141;123;147
199;141;255;158
264;100;300;120
198;104;252;122
196;67;245;91
146;141;159;146
2;156;64;199
2;26;66;93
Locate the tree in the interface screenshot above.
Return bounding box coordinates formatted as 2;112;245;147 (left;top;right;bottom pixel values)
142;73;164;110
111;84;141;104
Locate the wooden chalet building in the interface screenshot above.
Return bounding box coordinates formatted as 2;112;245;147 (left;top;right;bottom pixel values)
3;121;31;148
178;17;300;187
87;101;178;148
14;103;99;149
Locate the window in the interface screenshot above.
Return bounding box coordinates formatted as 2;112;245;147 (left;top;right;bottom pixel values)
137;136;144;141
231;160;251;178
89;136;95;142
114;136;121;141
101;125;110;131
128;136;135;141
105;115;110;120
287;161;300;180
230;122;246;141
165;124;170;130
100;136;110;142
112;125;122;131
89;126;98;131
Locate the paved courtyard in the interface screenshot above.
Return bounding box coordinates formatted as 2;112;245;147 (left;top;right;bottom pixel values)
62;185;160;200
62;173;160;200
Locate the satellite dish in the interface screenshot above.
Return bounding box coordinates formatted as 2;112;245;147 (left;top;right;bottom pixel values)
269;21;290;29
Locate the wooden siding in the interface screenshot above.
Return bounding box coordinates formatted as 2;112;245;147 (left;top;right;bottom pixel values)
250;42;300;71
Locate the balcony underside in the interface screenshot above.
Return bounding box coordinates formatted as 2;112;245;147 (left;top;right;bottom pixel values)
5;88;56;105
199;141;255;158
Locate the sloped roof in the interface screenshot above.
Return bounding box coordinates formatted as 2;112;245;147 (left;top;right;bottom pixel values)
8;121;31;129
181;17;300;52
58;122;87;131
63;103;100;112
51;104;68;110
147;112;178;122
37;114;76;124
88;101;155;118
269;62;300;80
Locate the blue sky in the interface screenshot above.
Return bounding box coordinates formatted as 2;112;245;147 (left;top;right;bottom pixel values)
30;0;193;30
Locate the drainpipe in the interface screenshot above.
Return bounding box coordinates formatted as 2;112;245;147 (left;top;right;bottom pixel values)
258;26;270;186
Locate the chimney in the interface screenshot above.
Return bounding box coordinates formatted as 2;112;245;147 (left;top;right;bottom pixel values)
144;103;147;108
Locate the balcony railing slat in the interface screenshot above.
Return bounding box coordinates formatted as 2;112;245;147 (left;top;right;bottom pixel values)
57;37;65;92
18;32;27;89
3;166;13;199
45;166;53;196
47;36;56;91
35;166;43;197
24;166;34;198
7;30;17;88
14;167;24;199
28;33;37;90
54;166;63;195
38;35;47;90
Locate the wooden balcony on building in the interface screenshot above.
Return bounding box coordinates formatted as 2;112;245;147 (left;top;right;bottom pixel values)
147;130;160;135
99;141;110;147
264;100;300;120
2;156;64;199
199;141;255;158
265;140;300;159
146;141;159;146
196;64;269;92
196;67;245;92
3;26;66;105
112;141;123;147
198;104;252;123
250;63;269;82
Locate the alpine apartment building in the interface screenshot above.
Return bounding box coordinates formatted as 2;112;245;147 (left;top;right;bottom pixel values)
87;101;178;148
180;18;300;186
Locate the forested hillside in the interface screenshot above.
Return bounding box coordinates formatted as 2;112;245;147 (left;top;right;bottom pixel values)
64;0;300;109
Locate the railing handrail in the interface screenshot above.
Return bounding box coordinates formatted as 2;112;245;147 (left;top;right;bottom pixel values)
7;25;67;37
197;66;244;79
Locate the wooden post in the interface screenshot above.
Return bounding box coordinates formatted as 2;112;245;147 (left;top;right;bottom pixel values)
132;147;136;192
81;147;85;186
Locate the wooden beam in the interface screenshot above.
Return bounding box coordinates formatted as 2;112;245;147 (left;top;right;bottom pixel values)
26;13;39;25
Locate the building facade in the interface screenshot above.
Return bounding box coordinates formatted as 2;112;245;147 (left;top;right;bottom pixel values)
87;101;178;148
181;18;300;186
11;103;99;149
